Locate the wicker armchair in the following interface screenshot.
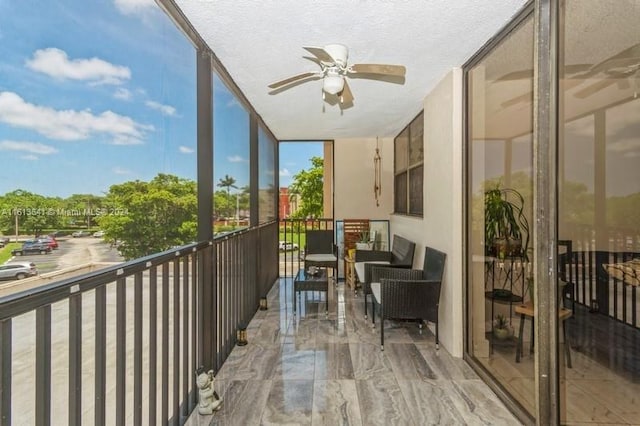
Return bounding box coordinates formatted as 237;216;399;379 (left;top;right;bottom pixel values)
370;246;446;350
354;235;416;318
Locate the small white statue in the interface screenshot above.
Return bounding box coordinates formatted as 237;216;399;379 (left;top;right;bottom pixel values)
196;367;222;415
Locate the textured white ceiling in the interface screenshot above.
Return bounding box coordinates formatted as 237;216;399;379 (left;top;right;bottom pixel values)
174;0;528;140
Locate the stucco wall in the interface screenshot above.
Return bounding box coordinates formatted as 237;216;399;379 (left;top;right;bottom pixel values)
390;68;464;357
333;137;394;220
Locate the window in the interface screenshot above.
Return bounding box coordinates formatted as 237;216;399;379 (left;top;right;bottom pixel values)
258;125;276;223
213;73;250;232
394;111;424;215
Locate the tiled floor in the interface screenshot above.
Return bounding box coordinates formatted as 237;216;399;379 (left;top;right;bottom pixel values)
186;278;521;426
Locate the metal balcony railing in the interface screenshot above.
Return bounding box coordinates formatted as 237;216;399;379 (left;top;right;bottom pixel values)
561;225;640;328
0;221;278;426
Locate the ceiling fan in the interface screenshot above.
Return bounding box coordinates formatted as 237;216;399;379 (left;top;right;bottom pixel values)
498;43;640;107
267;44;406;105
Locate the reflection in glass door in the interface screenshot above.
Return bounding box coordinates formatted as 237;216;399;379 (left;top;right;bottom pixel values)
466;13;536;417
559;1;640;424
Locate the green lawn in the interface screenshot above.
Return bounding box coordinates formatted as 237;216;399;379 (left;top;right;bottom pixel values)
0;243;21;264
278;232;305;250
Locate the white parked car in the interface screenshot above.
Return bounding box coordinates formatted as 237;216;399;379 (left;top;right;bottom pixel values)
0;261;38;280
278;241;299;251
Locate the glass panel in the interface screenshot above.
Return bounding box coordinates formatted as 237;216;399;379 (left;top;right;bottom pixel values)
213;73;250;234
394;172;407;214
258;126;276;223
278;141;326;219
559;1;640;423
409;112;424;166
395;127;409;172
467;14;535;417
408;165;423;215
0;1;196;262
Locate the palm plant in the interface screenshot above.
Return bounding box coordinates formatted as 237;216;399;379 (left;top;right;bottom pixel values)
484;186;530;260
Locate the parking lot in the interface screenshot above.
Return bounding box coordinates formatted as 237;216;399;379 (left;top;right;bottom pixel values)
5;236;124;276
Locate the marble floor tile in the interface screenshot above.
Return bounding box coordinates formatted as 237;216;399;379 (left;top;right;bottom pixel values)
314;342;354;380
349;342;395;380
396;379;466;425
272;344;317;380
384;343;436;380
416;344;478;380
262;379;314;425
184;279;523;426
312;380;362;426
355;376;414;426
216;344;282;381
446;380;522;425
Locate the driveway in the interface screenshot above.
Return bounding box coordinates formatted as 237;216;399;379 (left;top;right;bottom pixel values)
9;237;123;274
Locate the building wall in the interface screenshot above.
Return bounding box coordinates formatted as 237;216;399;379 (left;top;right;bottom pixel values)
333;137;394;220
390;68;464;357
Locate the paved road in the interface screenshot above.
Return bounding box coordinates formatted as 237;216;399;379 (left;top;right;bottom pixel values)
9;236;123;274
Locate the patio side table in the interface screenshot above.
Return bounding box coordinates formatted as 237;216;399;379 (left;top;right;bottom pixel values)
294;268;329;317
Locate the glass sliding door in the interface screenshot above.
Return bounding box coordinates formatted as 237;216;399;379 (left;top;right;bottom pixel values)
559;1;640;423
466;12;536;417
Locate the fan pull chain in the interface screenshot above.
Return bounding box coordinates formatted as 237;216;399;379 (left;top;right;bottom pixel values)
374;137;382;207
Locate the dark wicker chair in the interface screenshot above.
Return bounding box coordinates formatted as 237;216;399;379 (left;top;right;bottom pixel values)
354;235;416;318
304;230;338;279
370;246;446;350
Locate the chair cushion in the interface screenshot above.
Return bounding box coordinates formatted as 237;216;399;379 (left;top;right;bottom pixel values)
371;282;381;303
354;261;389;282
305;254;337;262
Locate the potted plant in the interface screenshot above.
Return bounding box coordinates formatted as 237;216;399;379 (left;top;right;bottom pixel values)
355;230;372;250
493;314;511;340
484;186;530;260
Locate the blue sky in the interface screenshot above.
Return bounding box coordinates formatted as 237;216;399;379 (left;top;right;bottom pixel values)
279;141;324;188
0;0;196;197
0;0;323;198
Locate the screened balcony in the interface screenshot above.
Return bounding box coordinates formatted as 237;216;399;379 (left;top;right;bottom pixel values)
2;1;640;425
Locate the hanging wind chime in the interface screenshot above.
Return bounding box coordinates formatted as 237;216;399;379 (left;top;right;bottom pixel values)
373;137;382;207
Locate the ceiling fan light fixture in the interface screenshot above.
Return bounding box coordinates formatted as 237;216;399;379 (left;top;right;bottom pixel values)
323;72;344;95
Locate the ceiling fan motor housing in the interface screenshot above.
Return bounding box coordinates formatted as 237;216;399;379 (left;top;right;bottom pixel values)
323;44;348;68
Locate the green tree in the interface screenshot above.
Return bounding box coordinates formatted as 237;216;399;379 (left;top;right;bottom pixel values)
97;173;197;260
216;174;237;217
0;190;63;236
289;156;324;218
63;194;107;229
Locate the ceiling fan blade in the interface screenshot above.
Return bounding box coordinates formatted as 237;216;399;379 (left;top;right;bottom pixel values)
303;46;335;64
268;72;319;89
302;55;322;66
495;70;533;81
574;78;616;99
501;92;532;108
574;43;640;79
350;63;406;77
496;64;591;82
339;79;354;104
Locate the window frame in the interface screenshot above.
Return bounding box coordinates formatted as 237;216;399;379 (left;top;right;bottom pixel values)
394;111;424;216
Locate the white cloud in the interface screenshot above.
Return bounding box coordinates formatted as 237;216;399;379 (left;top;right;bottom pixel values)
0;91;151;145
20;155;39;161
227;155;247;163
112;167;132;175
113;88;132;101
279;168;291;177
145;100;177;117
113;0;156;15
179;146;194;154
0;140;58;155
26;48;130;85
